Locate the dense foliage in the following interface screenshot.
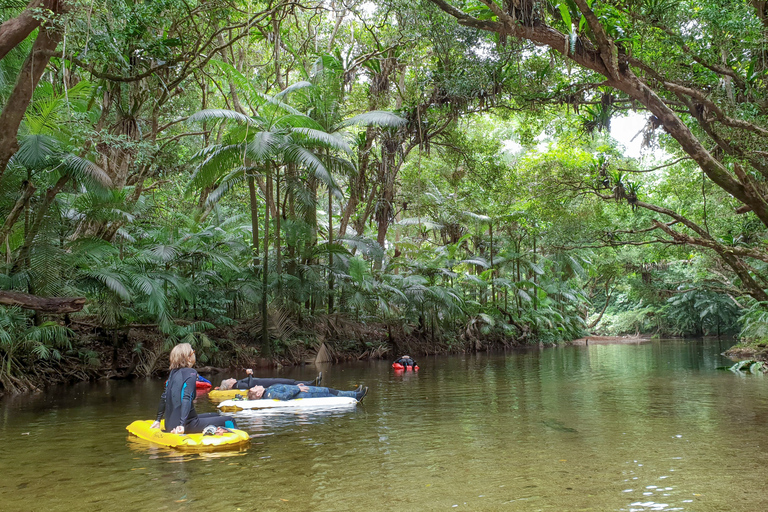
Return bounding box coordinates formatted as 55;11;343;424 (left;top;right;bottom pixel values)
0;0;765;391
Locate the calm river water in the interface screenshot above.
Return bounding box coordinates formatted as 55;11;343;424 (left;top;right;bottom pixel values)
1;339;767;511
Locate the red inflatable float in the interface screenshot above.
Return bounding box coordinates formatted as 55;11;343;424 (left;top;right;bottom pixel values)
392;363;419;371
196;380;212;391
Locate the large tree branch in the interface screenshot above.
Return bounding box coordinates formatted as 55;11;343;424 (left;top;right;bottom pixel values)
432;0;768;227
618;157;692;174
0;4;66;184
662;82;768;136
0;0;59;61
651;219;768;301
52;53;192;82
649;22;747;89
571;0;620;80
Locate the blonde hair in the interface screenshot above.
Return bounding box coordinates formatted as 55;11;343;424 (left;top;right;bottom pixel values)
219;378;236;390
169;343;195;369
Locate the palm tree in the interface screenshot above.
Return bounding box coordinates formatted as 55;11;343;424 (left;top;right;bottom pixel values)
293;56;406;312
0;80;111;300
187;84;350;354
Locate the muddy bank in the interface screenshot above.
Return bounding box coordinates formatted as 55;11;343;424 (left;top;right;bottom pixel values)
722;345;768;363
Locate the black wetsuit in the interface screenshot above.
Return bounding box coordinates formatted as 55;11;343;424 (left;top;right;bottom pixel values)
156;367;237;433
233;376;314;390
395;357;417;368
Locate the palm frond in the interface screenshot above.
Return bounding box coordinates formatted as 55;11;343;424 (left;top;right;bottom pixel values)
60;154;112;189
292;127;351;153
337;235;384;260
81;269;132;300
337;111;406;129
188;143;245;190
188;109;256;126
283;145;342;197
205;170;248;206
247;131;283;161
397;217;444;230
12;134;60;168
272;81;312;101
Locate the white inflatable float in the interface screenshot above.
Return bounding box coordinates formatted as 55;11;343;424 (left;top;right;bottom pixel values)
218;397;358;411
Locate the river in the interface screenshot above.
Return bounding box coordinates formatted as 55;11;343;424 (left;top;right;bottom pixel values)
1;339;766;511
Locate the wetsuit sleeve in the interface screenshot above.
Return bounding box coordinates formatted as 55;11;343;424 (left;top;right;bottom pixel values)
178;370;198;426
264;384;300;400
155;381;168;421
234;376;254;389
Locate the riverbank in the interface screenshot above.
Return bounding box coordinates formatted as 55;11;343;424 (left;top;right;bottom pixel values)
570;335;653;345
571;334;767;366
722;340;768;362
0;316;532;394
3;316;748;395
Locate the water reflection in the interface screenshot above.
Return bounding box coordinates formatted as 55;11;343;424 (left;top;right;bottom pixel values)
1;339;768;511
125;437;249;460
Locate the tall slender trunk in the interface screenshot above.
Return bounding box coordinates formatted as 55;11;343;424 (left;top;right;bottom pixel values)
285;163;296;278
261;163;272;356
273;17;283;90
328;187;334;313
489;222;494;306
532;232;538;312
275;166;282;302
374;136;398;270
339;128;374;237
12;175;69;273
248;174;260;267
516;242;521;316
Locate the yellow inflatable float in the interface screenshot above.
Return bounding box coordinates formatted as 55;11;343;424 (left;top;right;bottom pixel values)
126;420;250;451
207;388;248;402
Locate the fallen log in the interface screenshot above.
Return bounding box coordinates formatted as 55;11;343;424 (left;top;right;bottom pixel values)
0;290;86;313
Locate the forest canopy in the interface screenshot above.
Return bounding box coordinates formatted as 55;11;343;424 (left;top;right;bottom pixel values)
0;0;766;392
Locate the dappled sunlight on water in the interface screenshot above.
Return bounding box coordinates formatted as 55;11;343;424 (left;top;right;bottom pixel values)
1;339;767;511
125;437;250;460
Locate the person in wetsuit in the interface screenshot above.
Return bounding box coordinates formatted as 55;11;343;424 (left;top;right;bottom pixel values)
394;355;417;368
151;343;238;434
217;369;322;390
246;383;368;401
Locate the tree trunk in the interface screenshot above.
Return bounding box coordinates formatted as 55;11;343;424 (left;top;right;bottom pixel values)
12;175;70;273
261;164;272;356
0;0;60;61
0;180;36;249
328;187;334;313
248;174;260;267
0;6;66;184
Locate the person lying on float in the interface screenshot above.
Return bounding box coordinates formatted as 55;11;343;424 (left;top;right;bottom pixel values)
246;383;368;401
217;368;322;390
393;355;418;369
